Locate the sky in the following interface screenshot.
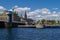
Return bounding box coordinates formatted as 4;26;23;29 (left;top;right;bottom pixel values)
0;0;60;20
0;0;60;10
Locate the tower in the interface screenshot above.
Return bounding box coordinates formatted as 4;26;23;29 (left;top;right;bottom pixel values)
5;11;12;28
24;11;28;25
7;11;12;23
24;11;27;20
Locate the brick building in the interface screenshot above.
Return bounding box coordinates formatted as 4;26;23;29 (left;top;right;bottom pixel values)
0;11;7;21
0;10;20;22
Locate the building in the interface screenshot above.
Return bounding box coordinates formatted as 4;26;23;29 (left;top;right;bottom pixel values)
0;11;7;21
0;10;21;28
0;10;20;22
12;11;20;21
24;11;35;25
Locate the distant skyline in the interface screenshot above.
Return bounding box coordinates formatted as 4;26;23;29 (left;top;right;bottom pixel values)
0;0;60;20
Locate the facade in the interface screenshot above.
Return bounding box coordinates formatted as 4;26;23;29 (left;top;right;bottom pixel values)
0;10;20;22
12;12;20;21
0;11;7;21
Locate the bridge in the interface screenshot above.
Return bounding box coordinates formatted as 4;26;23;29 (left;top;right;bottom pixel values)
0;20;27;28
0;20;35;28
0;10;35;28
0;10;27;28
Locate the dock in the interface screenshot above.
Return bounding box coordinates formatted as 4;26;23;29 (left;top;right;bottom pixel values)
18;24;44;28
18;25;36;28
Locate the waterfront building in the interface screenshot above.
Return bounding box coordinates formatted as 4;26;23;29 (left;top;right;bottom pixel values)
0;10;35;26
12;11;20;21
24;11;34;25
0;10;20;22
0;10;7;21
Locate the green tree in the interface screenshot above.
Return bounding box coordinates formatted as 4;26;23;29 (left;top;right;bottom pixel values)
41;19;45;24
51;20;56;24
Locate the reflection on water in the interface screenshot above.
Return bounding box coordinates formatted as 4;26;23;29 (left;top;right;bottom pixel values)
6;28;13;40
0;28;60;40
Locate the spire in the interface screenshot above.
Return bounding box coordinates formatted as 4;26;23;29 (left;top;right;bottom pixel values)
25;11;27;20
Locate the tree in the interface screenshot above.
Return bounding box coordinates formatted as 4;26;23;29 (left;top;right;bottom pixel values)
41;19;45;24
51;20;56;24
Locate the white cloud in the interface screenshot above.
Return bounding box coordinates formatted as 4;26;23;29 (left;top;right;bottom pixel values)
0;5;59;20
9;9;12;11
9;6;60;20
13;5;18;8
28;8;51;16
14;6;30;15
0;6;6;10
27;8;60;20
14;7;30;11
52;11;56;14
11;6;30;17
53;8;58;10
51;14;58;16
9;6;30;14
43;12;59;20
27;8;51;20
40;8;51;14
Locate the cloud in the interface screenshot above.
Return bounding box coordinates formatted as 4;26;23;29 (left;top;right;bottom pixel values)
9;5;30;13
9;6;60;20
42;12;60;20
14;7;30;11
28;8;50;16
40;8;51;14
10;6;30;17
9;5;18;11
14;6;30;14
0;5;59;20
13;5;18;8
27;8;51;20
0;6;6;10
52;11;56;14
53;8;58;10
27;8;60;20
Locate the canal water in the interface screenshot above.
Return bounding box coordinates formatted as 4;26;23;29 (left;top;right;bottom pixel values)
0;28;60;40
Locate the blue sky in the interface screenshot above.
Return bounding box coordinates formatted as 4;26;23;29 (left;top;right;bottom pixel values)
0;0;60;20
0;0;60;10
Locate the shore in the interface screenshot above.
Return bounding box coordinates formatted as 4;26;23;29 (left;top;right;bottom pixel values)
18;24;60;28
18;25;36;28
18;24;44;28
44;24;60;28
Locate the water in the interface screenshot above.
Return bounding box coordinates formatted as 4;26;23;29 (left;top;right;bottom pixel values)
0;28;60;40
